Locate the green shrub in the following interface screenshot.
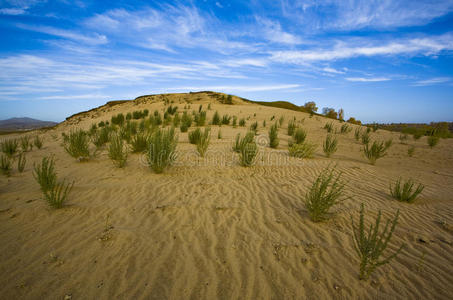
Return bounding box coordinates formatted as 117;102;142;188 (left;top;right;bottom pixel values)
351;204;405;280
0;154;12;176
221;114;231;125
340;123;351;134
64;129;90;159
407;145;415;157
390;178;424;203
44;179;74;209
363;141;389;165
34;135;43;149
172;113;181;127
323;134;338;158
305;166;347;222
147;127;178;173
292;128;307;145
108;133;128;168
232;116;238;127
233;132;255;153
181;111;192;130
194;111;207;126
1;139;18;157
33;156;57;192
20;136;31;152
239;118;246;127
196;128;211;157
111;113;125;125
212;111;221;125
413;131;423;140
130;132;149;153
324;122;334;133
91;126;110;149
279;116;284;126
354;128;361;141
218;129;222;139
17;152;26;173
98;121;105;127
188;128;202;144
288;142;316;158
126;112;132;120
361;132;370;145
287;121;296;136
427;135;439;148
269;123;279;148
166;105;178;115
239;141;258;167
250;121;258;133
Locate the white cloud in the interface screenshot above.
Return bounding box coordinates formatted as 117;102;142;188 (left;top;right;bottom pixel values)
166;84;301;92
256;17;303;45
346;77;390;82
322;67;345;74
0;7;26;15
413;77;453;86
38;94;111;100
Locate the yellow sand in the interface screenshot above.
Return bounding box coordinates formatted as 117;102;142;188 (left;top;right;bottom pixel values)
1;92;452;299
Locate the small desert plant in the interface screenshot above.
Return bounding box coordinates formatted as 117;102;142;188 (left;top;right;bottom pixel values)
17;152;26;172
212;111;221;125
33;156;57;192
361;132;370;145
239;118;246;127
108;133;128;168
407;145;415;157
279;116;284;126
269;123;279;148
305;166;348;222
0;154;12;176
196;128;211;157
340;123;351;134
130;132;149;153
44;179;74;209
262;120;266;127
180;111;192;131
147;127;178;173
1;138;18;157
385;139;393;149
323;134;338;158
399;134;408;144
291;128;307;145
363;140;389;165
194;111;207;126
20;136;31;152
221;114;231;125
287;121;296;136
390;178;424;203
188;128;202;145
91;126;110;149
288;142;316;158
232;116;237;127
173;113;181;127
427;135;439;148
324;122;334;133
233;132;255;153
218;129;222;139
34;135;43;149
239;141;258;167
366;127;372;133
354;128;361;141
351;204;405;280
250;121;258;133
64;129;90;159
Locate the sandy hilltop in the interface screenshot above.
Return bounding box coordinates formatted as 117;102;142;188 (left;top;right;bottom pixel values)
1;91;452;299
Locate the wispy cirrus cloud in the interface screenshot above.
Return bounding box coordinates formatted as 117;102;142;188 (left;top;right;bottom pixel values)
413;77;453;86
166;84;301;93
346;77;390;82
0;0;46;15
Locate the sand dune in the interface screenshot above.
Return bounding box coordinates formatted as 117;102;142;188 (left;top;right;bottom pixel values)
1;92;452;299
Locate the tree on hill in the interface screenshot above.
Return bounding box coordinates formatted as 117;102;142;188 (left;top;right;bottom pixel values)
322;107;338;119
338;108;344;122
226;95;233;104
303;101;318;113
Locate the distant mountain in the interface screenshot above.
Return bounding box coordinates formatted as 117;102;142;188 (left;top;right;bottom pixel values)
0;117;58;131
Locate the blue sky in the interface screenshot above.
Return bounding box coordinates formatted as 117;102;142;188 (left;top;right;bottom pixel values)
0;0;452;123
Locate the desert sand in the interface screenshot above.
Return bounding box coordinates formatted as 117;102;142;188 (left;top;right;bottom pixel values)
1;92;452;299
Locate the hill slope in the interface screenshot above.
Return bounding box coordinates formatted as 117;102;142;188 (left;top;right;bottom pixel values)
0;117;57;131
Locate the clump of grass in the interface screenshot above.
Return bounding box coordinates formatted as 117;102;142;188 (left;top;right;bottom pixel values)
363;140;389;165
33;156;57;192
180;111;192;132
279;116;284;126
323;134;338;158
147;127;178;173
0;154;12;176
233;131;255;153
407;145;415;157
250;121;258;133
91;126;110;149
64;129;90;159
232;116;237;127
188;128;202;144
291;128;307;145
217;129;222;139
427;135;439;148
34;135;43;149
17;152;26;173
20;136;31;152
130;132;149;153
108;133;128;168
351;204;405;280
44;179;74;209
288;142;316;158
269;123;279;148
361;132;370;145
221;114;231;125
305;166;348;222
194;111;207;126
239;118;246;127
239;141;258;167
354;128;361;141
212;111;221;125
390;178;424;203
1;138;18;157
287;121;296;136
196;128;211;157
324;122;334;133
340;123;351;134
